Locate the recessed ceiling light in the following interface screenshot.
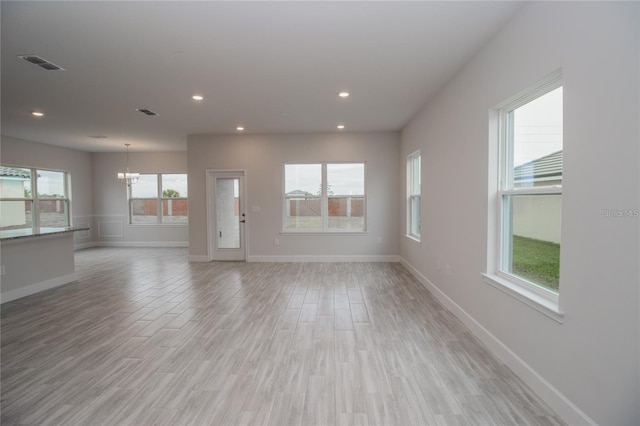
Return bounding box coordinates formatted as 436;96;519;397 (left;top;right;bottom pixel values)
236;126;245;131
31;111;45;117
337;125;345;130
192;95;204;101
338;91;350;98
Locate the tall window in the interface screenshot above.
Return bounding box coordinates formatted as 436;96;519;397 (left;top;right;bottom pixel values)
0;166;70;230
407;150;421;240
497;75;563;296
284;162;365;232
129;173;188;224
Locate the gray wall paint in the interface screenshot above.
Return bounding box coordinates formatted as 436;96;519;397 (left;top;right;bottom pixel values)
187;132;400;260
400;2;639;425
1;135;94;247
3;4;638;423
0;137;190;247
92;151;189;245
1;234;76;302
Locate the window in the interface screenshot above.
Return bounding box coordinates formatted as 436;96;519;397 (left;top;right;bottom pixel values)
284;163;365;232
486;72;563;318
407;150;421;240
0;166;70;230
129;173;188;224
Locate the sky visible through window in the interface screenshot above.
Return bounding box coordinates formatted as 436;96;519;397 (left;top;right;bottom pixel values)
513;86;563;167
162;174;188;197
37;170;66;197
285;163;364;195
285;164;320;194
132;174;188;198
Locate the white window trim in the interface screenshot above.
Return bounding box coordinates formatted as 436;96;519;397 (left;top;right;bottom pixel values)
282;162;367;234
0;165;71;230
485;70;564;321
128;173;188;225
406;150;421;241
481;273;564;323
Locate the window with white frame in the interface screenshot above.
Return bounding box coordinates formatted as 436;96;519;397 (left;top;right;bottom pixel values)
0;166;70;230
494;74;563;300
283;162;365;232
407;150;421;240
129;173;188;224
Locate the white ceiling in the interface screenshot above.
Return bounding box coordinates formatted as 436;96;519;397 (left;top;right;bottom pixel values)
1;1;522;152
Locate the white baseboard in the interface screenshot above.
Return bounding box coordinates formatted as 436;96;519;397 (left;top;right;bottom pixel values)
74;242;98;250
188;255;210;262
248;254;400;263
95;241;189;248
1;273;78;304
399;257;596;426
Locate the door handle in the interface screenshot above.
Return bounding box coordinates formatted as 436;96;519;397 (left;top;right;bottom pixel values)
240;220;246;223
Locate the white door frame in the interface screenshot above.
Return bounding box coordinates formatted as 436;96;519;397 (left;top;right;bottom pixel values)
206;169;247;261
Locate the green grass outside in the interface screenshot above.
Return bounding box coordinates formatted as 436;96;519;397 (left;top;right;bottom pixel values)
512;235;560;291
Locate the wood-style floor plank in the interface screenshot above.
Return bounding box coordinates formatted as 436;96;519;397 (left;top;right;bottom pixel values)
1;247;565;425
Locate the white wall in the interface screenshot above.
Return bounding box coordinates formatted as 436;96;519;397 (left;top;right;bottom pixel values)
400;2;639;425
187;132;400;261
92;151;189;246
1;135;94;248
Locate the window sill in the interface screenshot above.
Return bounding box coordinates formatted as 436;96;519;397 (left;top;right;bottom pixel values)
404;235;421;245
481;273;564;323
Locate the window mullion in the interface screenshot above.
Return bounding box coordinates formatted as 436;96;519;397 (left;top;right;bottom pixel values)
157;174;162;224
322;163;328;231
32;168;41;229
501;186;562;196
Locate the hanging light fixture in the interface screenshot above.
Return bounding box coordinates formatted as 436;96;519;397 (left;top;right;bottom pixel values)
116;143;140;185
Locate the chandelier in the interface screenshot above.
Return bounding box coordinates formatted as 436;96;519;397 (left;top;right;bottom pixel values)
116;143;140;185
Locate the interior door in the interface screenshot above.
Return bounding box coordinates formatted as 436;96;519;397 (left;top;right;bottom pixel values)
209;171;245;261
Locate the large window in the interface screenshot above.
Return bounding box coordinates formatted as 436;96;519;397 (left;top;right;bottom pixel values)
129;173;188;224
407;150;421;241
284;163;365;232
490;72;563;310
0;166;70;230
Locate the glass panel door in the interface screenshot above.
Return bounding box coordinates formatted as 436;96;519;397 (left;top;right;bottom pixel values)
216;177;240;249
208;170;245;261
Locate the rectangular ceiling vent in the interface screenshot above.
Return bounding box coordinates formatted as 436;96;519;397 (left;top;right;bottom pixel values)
137;108;158;116
18;55;65;71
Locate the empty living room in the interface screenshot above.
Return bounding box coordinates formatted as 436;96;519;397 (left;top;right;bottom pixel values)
1;2;638;425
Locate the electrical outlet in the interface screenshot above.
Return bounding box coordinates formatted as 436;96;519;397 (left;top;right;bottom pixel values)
445;264;451;275
274;238;280;246
1;266;5;276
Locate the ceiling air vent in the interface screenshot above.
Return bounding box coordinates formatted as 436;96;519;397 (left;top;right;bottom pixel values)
137;108;158;116
18;55;65;71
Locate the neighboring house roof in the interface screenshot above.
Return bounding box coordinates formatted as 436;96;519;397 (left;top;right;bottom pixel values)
514;150;562;183
286;189;314;196
0;167;30;179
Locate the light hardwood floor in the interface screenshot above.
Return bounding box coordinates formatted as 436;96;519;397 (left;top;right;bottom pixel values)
1;247;564;425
